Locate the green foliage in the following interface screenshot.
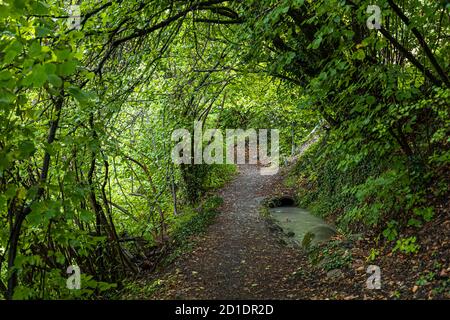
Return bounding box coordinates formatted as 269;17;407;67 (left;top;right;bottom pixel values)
171;196;223;246
0;0;449;300
382;220;399;241
307;240;353;272
413;207;435;223
0;0;243;297
366;248;380;262
392;236;420;254
164;196;223;266
416;271;436;286
204;164;237;190
120;278;164;299
256;0;450;240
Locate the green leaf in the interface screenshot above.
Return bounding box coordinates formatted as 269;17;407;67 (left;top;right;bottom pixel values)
31;64;48;87
44;63;56;74
18;140;36;159
80;209;94;223
0;5;10;18
36;26;52;37
407;218;422;227
48;74;62;87
311;36;322;50
3;40;23;64
0;70;12;81
0;90;15;107
29;41;41;57
366;95;376;105
68;86;91;105
13;0;26;10
58;60;78;76
413;207;434;222
354;49;365;61
55;49;72;61
30;1;49;15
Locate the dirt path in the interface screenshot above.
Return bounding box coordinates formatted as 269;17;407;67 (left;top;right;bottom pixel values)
153;164;309;299
145;163;450;300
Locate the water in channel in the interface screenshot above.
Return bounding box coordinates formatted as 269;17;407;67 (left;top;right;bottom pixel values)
269;206;335;245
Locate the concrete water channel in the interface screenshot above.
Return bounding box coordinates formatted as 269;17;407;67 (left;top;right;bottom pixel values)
269;202;336;245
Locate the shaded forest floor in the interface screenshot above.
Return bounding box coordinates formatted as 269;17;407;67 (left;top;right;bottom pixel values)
122;163;449;300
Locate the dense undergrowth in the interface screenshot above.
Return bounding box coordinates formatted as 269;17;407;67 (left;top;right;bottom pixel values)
287;87;449;255
290;131;449;239
118;194;226;299
1;0;449;300
289;87;449;238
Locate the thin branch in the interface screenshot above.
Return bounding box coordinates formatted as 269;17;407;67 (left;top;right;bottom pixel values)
387;0;449;87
